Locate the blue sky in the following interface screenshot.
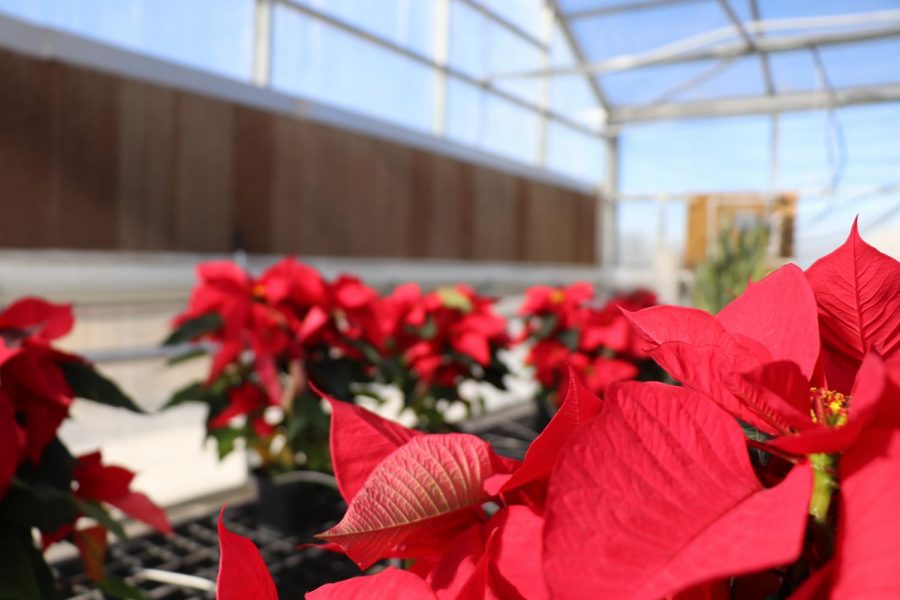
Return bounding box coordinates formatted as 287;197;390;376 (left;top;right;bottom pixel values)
1;0;898;262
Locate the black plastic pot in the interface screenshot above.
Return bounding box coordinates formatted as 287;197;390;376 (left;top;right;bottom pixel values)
253;469;345;536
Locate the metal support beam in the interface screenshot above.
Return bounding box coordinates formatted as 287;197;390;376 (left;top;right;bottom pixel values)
717;0;774;95
537;2;553;165
490;14;900;79
612;82;900;123
769;113;780;191
546;0;612;121
745;0;775;95
251;0;273;86
432;0;450;136
648;57;737;104
566;0;706;21
455;0;546;49
599;136;620;268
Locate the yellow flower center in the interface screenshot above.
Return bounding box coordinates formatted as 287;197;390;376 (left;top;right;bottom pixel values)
549;290;565;304
809;387;849;428
252;283;267;300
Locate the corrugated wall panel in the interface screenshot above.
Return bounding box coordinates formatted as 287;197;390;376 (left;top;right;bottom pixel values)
0;48;597;264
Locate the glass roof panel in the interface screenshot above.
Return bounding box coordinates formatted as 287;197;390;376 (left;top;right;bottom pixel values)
724;0;754;23
674;56;767;102
620;115;772;193
757;0;900;20
599;61;717;106
770;40;900;95
557;0;647;14
549;23;604;126
571;2;731;62
769;50;820;93
449;0;543;105
292;0;436;56
820;37;900;89
481;0;544;41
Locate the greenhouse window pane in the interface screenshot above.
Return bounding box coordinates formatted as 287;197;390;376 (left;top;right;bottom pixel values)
446;76;485;147
770;51;820;93
603;57;768;106
600;61;716;106
757;0;899;20
675;57;766;102
545;122;605;182
571;2;730;62
272;5;434;134
837;103;900;188
778;103;900;191
481;0;544;41
558;0;650;13
548;24;604;127
549;21;575;67
445;77;540;164
288;0;435;57
551;75;603;127
617;201;660;267
776;112;834;191
0;0;254;81
620;116;771;193
482;95;541;164
448;0;543;104
820;38;900;89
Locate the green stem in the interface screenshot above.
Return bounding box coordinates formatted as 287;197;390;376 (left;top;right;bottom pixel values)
809;452;837;524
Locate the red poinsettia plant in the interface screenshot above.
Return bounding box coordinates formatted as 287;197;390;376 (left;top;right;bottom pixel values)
518;283;662;409
375;284;511;429
215;221;900;599
0;297;170;599
164;258;385;473
166;259;512;472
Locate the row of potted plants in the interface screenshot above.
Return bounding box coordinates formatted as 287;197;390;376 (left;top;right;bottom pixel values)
0;256;658;597
161;260;658;480
216;221;900;598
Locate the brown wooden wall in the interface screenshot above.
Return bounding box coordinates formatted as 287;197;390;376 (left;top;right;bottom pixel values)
0;48;596;263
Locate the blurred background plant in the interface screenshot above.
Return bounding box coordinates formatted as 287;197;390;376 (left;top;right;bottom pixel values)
163;261;513;478
516;284;664;426
163;259;384;476
692;222;771;314
370;283;511;431
0;298;169;599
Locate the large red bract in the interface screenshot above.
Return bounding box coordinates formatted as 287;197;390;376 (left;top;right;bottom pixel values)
210;222;899;599
543;381;811;599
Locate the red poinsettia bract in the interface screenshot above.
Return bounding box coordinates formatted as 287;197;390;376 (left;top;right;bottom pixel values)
0;296;171;594
519;283;656;399
216;369;624;598
0;297;78;485
623;221;900;596
214;222;899;599
382;284;510;388
174;258;326;404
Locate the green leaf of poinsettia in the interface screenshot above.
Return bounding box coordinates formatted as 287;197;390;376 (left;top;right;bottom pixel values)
163;313;222;346
97;577;148;600
75;499;129;541
208;427;244;460
165;346;208;366
163;382;207;409
1;479;79;534
59;361;144;413
0;531;60;600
